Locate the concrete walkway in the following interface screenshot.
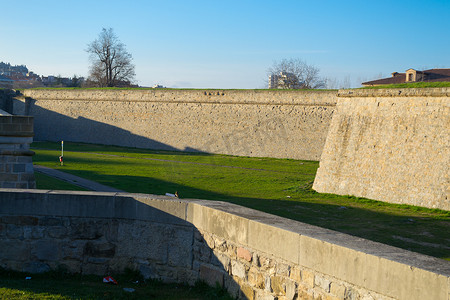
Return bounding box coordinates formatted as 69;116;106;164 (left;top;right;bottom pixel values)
34;165;124;192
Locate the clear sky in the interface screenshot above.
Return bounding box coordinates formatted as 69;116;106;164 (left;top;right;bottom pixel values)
1;0;449;88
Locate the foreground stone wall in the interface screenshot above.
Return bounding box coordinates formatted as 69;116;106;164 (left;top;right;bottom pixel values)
15;89;336;160
0;113;35;189
0;190;448;300
313;88;450;211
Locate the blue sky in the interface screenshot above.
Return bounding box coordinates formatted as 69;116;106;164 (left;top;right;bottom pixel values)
1;0;449;88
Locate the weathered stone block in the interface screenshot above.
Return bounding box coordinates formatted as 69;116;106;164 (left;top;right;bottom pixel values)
32;240;59;261
271;275;286;295
211;250;231;271
62;240;85;261
199;264;224;287
315;275;331;293
248;267;265;289
83;241;116;258
259;255;276;273
277;262;290;276
23;226;45;239
301;269;315;288
13;163;26;173
139;264;157;279
285;279;298;300
167;226;193;268
240;282;255;300
290;265;301;282
0;240;30;260
38;217;65;226
6;224;23;239
237;247;252;262
330;282;346;298
255;291;276;300
47;226;68;239
2;216;38;225
225;275;241;298
231;260;247;279
193;243;211;262
0;173;18;181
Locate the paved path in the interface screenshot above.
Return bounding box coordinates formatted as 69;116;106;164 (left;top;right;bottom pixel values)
34;165;124;192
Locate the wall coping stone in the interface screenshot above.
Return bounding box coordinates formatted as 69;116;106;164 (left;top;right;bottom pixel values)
0;189;448;277
22;89;337;106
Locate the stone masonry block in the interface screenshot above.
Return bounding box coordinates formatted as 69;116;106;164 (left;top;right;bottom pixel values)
285;279;298;300
13;163;26;173
315;275;331;293
231;260;247;279
31;240;59;261
0;240;30;261
199;264;224;287
0;174;18;181
301;269;315;288
330;282;346;298
211;250;230;271
248;267;265;289
290;265;301;282
276;262;290;276
255;291;276;300
237;247;252;262
240;282;255;300
2;216;38;225
83;241;116;258
6;224;23;239
23;226;45;239
270;275;286;295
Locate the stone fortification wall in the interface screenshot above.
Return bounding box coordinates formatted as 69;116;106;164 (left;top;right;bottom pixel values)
1;190;449;300
313;88;449;211
16;89;336;160
0;113;35;189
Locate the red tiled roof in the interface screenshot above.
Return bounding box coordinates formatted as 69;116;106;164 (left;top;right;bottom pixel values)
362;68;450;86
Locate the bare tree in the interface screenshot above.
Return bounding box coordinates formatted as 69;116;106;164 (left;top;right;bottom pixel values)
86;28;135;87
267;58;326;89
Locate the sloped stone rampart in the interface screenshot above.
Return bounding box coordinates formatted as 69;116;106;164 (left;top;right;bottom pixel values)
17;89;337;160
0;190;449;300
313;88;449;210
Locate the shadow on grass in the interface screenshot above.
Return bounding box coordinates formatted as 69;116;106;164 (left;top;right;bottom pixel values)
0;268;233;300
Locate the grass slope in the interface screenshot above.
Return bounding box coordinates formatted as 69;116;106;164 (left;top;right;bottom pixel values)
31;142;450;260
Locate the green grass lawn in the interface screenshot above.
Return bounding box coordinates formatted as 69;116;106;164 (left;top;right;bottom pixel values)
0;269;232;300
31;141;450;261
34;172;87;191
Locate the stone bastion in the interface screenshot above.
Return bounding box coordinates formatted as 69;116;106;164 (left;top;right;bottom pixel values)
5;87;448;210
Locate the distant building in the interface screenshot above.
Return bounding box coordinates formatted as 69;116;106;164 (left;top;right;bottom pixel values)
269;72;302;89
362;68;450;86
0;75;14;89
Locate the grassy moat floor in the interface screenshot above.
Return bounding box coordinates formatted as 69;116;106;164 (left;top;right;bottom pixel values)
31;141;450;261
0;268;233;300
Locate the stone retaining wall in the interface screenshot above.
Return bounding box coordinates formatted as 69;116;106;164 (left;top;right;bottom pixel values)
313;88;450;211
15;89;337;161
1;190;448;300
